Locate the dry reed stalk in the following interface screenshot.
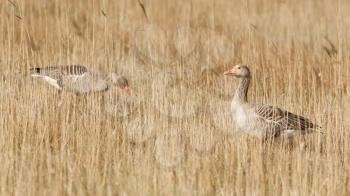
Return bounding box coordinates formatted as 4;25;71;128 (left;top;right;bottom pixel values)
0;0;349;195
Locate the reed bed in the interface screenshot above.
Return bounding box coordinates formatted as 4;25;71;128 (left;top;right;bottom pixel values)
0;0;349;195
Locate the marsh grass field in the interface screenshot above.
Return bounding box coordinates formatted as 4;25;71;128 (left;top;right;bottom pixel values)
0;0;350;195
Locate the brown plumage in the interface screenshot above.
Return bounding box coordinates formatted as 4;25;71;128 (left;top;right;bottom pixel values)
31;65;88;76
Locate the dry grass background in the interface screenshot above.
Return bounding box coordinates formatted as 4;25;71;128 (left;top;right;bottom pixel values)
0;0;350;195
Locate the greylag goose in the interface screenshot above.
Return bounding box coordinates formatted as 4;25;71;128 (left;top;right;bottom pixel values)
30;65;131;95
224;64;319;139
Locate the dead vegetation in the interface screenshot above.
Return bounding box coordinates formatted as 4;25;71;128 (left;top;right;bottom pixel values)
0;0;349;195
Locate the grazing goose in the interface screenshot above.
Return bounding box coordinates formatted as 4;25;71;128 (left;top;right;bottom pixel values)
30;65;131;95
224;64;319;139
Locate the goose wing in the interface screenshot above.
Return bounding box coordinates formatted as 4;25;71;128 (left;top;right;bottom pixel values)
30;65;85;89
283;111;318;131
30;65;88;80
58;65;108;94
30;65;108;93
253;104;286;135
254;104;318;131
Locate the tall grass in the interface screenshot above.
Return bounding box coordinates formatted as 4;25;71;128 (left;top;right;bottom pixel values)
0;0;349;195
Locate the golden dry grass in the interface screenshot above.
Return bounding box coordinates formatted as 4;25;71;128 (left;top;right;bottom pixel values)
1;0;350;195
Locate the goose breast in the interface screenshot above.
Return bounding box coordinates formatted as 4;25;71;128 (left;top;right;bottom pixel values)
231;102;265;137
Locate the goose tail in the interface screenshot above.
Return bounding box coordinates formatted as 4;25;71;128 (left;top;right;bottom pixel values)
30;67;44;77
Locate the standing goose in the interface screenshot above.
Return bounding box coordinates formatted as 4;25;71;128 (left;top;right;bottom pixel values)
30;65;131;95
224;64;319;139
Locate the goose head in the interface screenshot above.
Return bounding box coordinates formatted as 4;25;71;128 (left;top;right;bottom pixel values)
108;73;132;95
224;64;250;78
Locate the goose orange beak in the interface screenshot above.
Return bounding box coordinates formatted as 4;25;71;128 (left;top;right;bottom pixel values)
123;86;132;96
224;68;235;76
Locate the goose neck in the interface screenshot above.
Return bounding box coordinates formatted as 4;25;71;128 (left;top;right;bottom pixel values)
233;76;250;103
